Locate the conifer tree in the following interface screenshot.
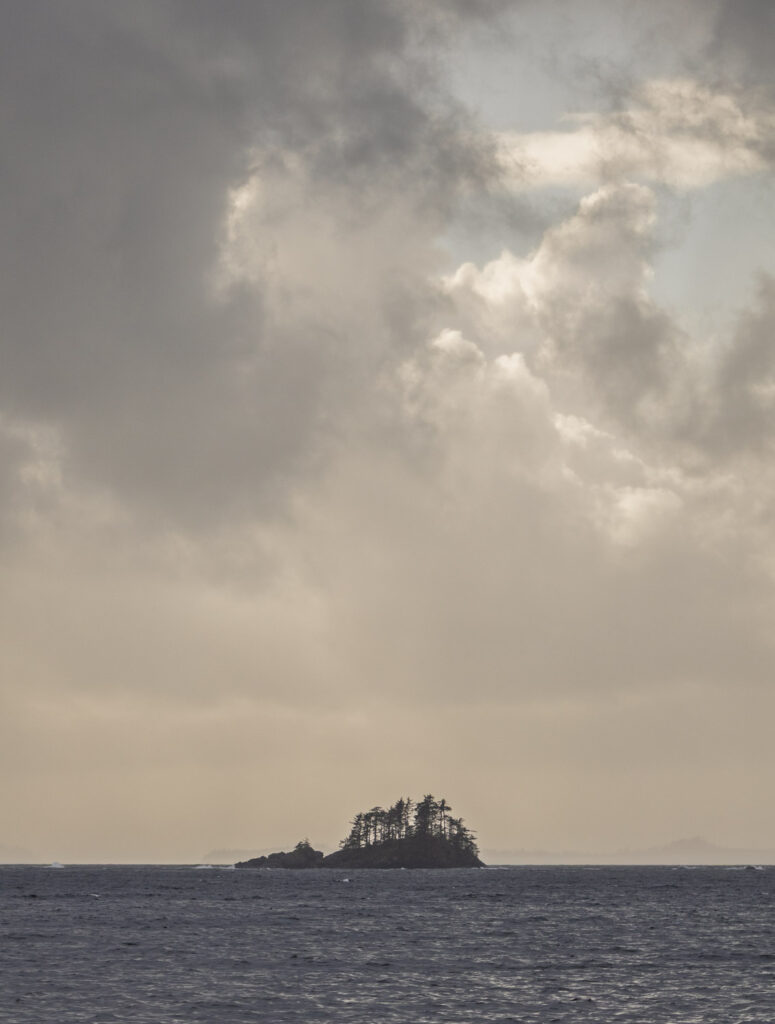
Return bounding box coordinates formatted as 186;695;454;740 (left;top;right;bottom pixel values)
338;794;479;858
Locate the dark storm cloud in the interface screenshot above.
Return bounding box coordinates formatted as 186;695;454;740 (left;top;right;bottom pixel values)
0;0;504;531
710;0;775;84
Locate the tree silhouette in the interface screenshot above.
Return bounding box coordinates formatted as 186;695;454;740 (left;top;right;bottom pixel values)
339;794;479;859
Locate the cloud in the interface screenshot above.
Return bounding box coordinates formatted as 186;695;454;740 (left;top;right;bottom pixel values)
699;276;775;457
498;78;770;189
0;0;499;536
3;1;775;859
710;0;775;91
371;177;775;717
442;182;685;436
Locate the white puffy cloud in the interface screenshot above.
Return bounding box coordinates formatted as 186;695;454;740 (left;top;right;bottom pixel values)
498;78;771;189
443;182;681;432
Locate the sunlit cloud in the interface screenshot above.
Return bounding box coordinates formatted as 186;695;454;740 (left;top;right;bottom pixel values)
498;78;770;189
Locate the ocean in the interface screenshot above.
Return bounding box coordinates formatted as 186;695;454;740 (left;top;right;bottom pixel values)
1;864;773;1022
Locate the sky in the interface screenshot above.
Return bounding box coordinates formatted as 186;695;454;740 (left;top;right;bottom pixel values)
3;0;775;863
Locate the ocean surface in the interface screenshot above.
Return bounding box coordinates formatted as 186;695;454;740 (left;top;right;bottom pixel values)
1;864;773;1023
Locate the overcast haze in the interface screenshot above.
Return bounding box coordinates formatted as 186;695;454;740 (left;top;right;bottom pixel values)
3;1;775;863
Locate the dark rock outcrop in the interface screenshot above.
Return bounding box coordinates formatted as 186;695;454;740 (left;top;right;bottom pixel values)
322;834;483;869
236;839;323;869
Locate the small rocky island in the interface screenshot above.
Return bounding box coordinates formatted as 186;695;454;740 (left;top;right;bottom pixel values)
235;795;483;869
235;840;324;870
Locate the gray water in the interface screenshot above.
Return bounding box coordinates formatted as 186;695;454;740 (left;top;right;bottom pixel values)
1;865;773;1022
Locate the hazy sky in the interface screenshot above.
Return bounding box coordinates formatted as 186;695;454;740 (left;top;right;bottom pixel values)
3;1;775;863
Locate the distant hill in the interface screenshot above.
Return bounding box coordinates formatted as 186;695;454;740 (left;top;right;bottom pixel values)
631;837;775;865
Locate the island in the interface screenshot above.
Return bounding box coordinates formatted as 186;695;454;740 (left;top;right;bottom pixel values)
234;839;324;869
235;795;483;869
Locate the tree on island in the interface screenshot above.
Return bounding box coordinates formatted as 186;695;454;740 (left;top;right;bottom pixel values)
326;793;482;867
